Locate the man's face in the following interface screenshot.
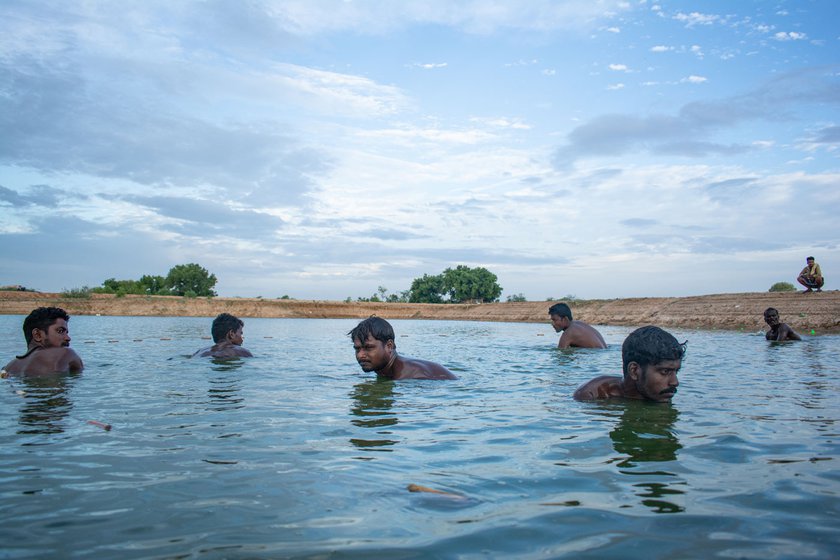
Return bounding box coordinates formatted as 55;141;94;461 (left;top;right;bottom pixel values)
549;314;569;332
353;334;393;372
764;310;780;327
807;258;815;266
228;326;244;346
630;359;680;402
34;318;71;348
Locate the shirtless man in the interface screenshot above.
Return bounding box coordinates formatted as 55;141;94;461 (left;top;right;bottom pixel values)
349;316;456;380
797;256;824;292
763;307;802;341
192;313;253;359
2;307;84;376
573;325;685;402
548;303;607;349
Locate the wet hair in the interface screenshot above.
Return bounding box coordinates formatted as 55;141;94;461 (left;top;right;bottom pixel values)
211;313;244;343
23;307;70;345
548;303;572;320
622;326;686;376
764;307;778;318
806;256;815;261
348;316;395;347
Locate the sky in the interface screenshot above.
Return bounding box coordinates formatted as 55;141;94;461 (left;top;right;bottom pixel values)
1;0;839;301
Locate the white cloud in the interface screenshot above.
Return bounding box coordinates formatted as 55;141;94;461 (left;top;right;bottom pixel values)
774;31;807;41
650;45;672;52
410;62;448;69
674;11;720;27
609;63;630;72
542;68;556;76
682;75;708;84
607;83;625;90
607;26;621;33
266;0;635;35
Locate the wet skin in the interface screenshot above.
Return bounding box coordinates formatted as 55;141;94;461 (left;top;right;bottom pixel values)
2;319;84;375
573;359;680;402
192;326;253;358
352;335;456;380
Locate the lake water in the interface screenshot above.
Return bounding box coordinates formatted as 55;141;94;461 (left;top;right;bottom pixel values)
1;315;838;559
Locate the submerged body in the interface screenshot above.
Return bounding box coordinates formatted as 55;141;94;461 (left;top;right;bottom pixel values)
763;307;801;341
192;313;253;359
2;308;84;376
350;317;456;380
574;326;684;402
548;303;607;349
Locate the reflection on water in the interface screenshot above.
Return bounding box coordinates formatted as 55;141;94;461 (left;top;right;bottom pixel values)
610;400;685;513
349;379;398;450
13;372;80;437
0;317;838;559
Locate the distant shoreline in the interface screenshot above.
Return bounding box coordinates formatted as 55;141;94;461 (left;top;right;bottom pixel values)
0;290;838;334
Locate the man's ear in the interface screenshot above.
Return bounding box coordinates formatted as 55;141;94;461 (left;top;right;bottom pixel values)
225;330;235;341
31;328;45;344
627;362;641;381
386;339;395;351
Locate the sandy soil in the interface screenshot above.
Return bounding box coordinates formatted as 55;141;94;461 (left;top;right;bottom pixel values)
1;290;838;334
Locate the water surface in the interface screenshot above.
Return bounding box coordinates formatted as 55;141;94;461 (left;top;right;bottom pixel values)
1;316;838;559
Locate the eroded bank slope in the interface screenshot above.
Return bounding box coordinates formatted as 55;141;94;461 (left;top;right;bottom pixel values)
1;290;837;334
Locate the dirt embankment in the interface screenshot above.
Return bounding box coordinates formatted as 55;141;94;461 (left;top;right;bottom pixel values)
1;290;838;334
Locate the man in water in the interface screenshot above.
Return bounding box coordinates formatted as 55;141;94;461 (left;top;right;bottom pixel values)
763;307;802;341
2;307;84;376
548;303;607;349
573;325;684;402
797;256;824;292
349;316;456;380
192;313;253;359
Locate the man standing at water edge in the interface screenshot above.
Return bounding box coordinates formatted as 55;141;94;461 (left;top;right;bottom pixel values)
1;307;84;376
192;313;253;358
573;326;684;401
763;308;802;341
797;256;824;292
548;303;607;349
349;316;456;380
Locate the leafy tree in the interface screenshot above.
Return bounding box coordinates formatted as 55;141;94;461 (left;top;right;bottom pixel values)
138;274;167;295
408;266;502;303
506;293;527;302
165;263;217;297
93;278;143;295
769;281;796;293
441;265;502;303
409;273;446;303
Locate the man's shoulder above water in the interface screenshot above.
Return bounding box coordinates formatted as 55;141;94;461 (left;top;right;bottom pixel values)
391;356;457;380
573;375;624;400
192;344;253;359
559;321;608;349
2;347;84;376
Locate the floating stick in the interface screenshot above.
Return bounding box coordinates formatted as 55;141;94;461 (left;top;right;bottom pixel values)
87;420;112;431
407;483;465;499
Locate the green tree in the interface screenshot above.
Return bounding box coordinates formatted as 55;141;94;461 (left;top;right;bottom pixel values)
506;293;527;302
769;281;796;292
93;277;143;295
409;273;446;303
165;263;217;297
441;265;502;303
138;274;167;295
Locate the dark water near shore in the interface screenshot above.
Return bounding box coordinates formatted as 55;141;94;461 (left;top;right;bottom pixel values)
1;316;838;559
